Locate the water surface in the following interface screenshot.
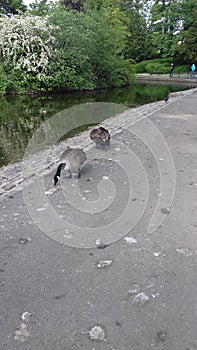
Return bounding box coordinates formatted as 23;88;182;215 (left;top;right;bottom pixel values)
0;82;192;167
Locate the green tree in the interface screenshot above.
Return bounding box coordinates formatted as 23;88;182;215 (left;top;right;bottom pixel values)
60;0;152;62
48;7;133;89
29;0;51;15
60;0;85;11
148;0;183;59
120;0;151;62
0;0;27;15
85;0;127;26
177;0;197;62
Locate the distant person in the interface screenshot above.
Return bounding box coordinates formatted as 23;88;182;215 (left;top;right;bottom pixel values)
190;63;196;78
169;63;174;77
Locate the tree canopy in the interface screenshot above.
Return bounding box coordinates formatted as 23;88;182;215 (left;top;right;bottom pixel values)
0;0;197;94
0;0;26;15
177;0;197;62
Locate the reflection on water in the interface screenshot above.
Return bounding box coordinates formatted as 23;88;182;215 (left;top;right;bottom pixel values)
0;82;192;167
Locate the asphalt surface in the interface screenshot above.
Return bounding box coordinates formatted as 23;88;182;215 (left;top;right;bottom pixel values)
0;89;197;350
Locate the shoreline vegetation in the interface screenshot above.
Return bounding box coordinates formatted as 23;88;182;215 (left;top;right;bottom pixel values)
1;74;197;97
0;72;197;97
1;0;197;96
0;81;192;168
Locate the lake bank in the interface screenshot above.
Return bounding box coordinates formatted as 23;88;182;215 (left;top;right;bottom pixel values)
0;86;196;201
135;73;197;86
0;81;192;167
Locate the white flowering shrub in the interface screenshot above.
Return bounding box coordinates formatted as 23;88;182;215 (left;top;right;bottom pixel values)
0;14;57;76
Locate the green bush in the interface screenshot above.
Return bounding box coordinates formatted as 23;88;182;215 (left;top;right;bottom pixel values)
134;60;149;73
135;59;189;74
0;9;134;94
135;59;170;74
174;64;189;73
0;62;23;94
48;8;134;91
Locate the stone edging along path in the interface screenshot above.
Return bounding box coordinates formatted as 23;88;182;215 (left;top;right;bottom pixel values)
135;73;197;85
0;87;196;202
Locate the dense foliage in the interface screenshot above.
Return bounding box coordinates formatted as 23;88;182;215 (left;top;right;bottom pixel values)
177;0;197;62
0;0;197;94
0;14;57;93
148;0;197;65
0;0;26;15
48;5;134;90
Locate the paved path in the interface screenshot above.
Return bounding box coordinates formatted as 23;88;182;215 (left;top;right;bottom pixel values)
0;88;197;349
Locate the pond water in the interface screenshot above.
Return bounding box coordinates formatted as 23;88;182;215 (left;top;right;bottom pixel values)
0;81;193;167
